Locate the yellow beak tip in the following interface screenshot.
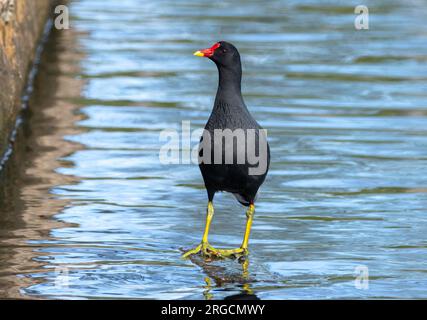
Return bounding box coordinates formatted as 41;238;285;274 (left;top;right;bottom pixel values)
193;51;204;57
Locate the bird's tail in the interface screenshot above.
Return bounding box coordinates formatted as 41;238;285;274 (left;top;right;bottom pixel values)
232;193;257;207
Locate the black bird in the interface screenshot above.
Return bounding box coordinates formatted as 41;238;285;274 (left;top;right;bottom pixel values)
183;41;270;259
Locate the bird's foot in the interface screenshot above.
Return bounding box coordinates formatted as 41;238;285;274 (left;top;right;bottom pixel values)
182;242;222;259
214;247;248;259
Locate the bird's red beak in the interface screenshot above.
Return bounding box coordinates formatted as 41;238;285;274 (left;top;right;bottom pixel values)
194;42;221;58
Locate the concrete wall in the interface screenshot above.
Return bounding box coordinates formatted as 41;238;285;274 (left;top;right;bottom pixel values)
0;0;54;161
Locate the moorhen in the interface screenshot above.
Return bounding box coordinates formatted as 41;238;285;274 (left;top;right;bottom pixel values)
183;41;270;259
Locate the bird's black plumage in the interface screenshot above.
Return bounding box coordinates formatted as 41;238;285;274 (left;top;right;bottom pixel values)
199;41;270;206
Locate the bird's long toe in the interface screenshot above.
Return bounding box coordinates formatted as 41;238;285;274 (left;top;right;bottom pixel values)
214;247;248;259
182;243;203;258
182;242;222;259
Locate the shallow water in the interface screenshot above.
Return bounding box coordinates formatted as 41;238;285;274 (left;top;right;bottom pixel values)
1;0;427;299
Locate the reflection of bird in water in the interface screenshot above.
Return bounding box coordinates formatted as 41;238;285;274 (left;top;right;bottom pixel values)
183;41;270;259
224;290;260;300
188;254;259;300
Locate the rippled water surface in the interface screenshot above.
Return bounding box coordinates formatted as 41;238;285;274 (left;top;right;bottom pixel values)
1;0;427;299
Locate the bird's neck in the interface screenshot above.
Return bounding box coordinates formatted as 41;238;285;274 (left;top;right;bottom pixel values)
214;65;244;107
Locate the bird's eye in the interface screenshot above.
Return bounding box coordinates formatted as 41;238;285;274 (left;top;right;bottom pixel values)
222;49;227;53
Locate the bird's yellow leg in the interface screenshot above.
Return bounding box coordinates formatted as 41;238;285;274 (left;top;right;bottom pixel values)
203;277;214;300
215;204;255;258
182;202;221;258
202;202;214;244
241;203;255;250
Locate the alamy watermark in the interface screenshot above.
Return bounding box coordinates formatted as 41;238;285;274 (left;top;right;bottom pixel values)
354;265;369;290
159;121;269;176
54;5;70;30
3;3;370;31
54;266;70;289
50;4;370;34
354;5;369;30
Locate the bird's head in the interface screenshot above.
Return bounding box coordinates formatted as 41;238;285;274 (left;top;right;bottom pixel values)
194;41;241;69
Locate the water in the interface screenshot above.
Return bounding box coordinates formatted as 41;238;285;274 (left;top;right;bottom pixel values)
1;0;427;299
